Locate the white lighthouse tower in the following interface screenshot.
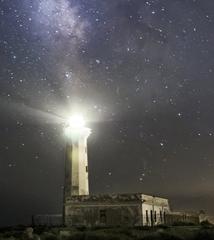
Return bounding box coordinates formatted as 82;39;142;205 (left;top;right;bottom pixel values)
64;115;91;197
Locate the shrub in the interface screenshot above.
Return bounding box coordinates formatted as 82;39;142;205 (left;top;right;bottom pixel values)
159;233;183;240
113;227;132;237
172;222;196;227
85;232;130;240
194;230;214;240
133;226;151;231
200;220;213;227
64;232;85;240
34;226;50;235
157;224;169;229
139;232;183;240
41;232;58;240
75;226;87;232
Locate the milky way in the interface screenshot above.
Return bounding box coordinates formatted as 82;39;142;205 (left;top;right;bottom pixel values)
0;0;214;226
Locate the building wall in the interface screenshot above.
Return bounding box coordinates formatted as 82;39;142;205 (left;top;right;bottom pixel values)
65;204;142;227
64;194;199;227
141;195;170;226
64;194;144;226
166;212;199;225
64;194;171;227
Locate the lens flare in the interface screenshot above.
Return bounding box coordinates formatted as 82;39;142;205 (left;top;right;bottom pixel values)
66;115;85;128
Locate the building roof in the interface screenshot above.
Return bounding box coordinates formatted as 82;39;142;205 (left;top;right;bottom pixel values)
65;193;169;206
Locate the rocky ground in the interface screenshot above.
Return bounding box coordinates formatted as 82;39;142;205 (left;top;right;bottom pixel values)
0;223;214;240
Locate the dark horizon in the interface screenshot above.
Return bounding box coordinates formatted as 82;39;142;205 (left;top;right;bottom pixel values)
1;0;214;227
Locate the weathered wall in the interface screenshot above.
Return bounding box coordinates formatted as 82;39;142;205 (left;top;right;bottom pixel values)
166;212;199;225
64;193;172;227
65;204;142;227
64;194;200;227
141;195;170;226
65;194;143;226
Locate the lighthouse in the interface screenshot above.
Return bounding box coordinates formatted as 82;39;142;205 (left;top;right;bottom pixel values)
62;115;172;228
64;115;91;197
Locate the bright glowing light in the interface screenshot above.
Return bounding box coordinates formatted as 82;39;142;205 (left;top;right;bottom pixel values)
64;114;91;140
66;115;85;128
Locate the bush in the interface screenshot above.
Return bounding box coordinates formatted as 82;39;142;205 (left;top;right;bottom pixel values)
1;231;13;238
194;230;214;240
41;232;58;240
90;226;115;231
157;224;169;229
159;233;183;240
75;226;87;232
133;226;151;231
139;232;183;240
117;228;132;237
200;220;213;227
64;232;85;240
34;226;50;235
172;222;196;227
85;232;130;240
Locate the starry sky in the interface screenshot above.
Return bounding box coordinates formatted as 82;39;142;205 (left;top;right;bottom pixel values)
0;0;214;226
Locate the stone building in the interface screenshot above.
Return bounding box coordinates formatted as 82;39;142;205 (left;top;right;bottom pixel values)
64;194;170;227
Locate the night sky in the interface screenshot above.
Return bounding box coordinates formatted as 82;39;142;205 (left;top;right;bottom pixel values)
0;0;214;226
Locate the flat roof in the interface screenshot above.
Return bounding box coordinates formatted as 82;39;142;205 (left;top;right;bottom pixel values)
65;193;169;204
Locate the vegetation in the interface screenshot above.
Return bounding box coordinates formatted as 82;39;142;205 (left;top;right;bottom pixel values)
0;224;214;240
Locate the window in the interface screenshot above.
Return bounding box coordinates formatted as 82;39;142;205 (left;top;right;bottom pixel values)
146;210;149;223
154;211;157;222
163;211;166;224
160;210;162;222
100;210;107;224
150;210;153;226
